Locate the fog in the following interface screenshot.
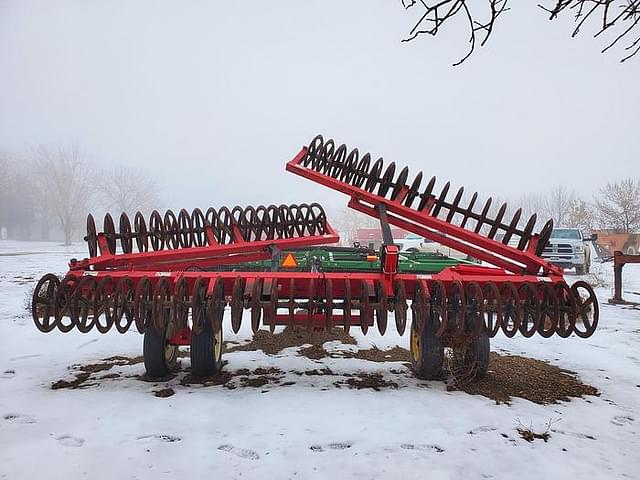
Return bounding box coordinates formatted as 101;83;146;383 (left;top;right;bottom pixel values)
1;1;638;216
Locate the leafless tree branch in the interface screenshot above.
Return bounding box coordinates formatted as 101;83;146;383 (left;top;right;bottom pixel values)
401;0;509;65
401;0;640;63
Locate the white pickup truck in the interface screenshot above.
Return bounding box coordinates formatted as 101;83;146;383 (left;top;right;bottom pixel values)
394;234;478;262
541;228;593;274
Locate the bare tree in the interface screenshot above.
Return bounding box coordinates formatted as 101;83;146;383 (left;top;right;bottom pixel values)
541;185;576;227
565;197;595;231
401;0;640;64
0;153;37;239
332;207;379;244
100;166;160;216
33;145;95;245
516;192;548;229
594;178;640;232
0;155;11;233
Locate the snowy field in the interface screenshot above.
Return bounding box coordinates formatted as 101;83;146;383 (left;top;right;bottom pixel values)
1;240;639;480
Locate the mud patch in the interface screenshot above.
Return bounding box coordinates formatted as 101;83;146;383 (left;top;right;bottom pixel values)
51;356;143;390
226;327;356;355
335;373;399;391
458;352;599;405
50;349;597;406
340;346;412;363
180;367;285;390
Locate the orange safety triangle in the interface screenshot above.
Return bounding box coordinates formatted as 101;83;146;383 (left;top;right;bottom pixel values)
281;252;298;268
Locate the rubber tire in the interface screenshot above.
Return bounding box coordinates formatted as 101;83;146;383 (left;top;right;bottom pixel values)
191;321;224;377
143;325;178;378
465;331;490;379
410;318;444;380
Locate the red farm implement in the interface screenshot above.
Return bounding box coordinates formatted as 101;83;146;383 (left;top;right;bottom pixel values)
32;135;599;381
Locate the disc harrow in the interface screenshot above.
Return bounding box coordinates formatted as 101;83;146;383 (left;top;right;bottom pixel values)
31;135;599;382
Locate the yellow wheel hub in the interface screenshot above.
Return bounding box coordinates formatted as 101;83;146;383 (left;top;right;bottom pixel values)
410;326;421;363
214;328;222;361
164;322;178;363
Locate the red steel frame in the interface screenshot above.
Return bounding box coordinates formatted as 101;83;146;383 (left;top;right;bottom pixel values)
63;267;560;346
68;222;340;272
286;147;564;278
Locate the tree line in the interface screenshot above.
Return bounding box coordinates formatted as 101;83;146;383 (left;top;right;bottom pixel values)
333;178;640;237
515;180;640;233
0;146;160;245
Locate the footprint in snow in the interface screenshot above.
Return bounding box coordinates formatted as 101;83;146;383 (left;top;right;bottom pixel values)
218;444;260;460
77;339;99;349
400;443;444;453
3;413;36;424
467;426;497;435
0;370;15;379
309;442;353;452
56;435;85;447
137;434;182;443
611;415;634;426
9;354;41;362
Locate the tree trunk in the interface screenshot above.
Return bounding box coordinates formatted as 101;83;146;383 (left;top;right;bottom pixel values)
64;226;72;246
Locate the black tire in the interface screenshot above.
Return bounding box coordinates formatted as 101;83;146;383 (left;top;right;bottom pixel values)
464;332;490;379
410;317;444;380
191;321;224;377
143;325;178;378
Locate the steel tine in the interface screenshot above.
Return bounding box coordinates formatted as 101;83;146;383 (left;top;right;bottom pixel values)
417;176;437;211
404;171;423;208
535;219;554;256
446;186;464;223
432;181;450;217
460;192;478;228
517;214;538;250
502;208;522;245
474;197;492;233
488;203;507;239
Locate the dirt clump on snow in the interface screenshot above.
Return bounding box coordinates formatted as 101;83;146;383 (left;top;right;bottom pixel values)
458;352;598;405
335;372;399;391
153;387;175;398
181;367;285;390
51;356;143;390
225;327;357;356
339;346;412;363
180;370;235;388
517;424;551;442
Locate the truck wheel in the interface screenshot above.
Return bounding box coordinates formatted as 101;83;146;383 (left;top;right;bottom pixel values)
464;332;490;379
191;321;224;377
410;317;444;380
626;246;637;256
143;324;178;378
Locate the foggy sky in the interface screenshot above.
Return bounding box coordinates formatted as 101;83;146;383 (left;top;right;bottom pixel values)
1;1;638;217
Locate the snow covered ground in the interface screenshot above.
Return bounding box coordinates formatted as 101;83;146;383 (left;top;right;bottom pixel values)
1;240;639;480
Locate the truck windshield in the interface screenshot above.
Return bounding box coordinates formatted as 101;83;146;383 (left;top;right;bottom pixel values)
550;229;581;239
